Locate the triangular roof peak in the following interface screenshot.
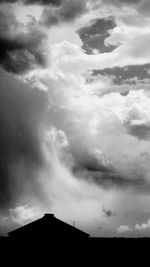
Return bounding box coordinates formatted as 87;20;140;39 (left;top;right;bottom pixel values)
44;213;54;217
8;213;90;238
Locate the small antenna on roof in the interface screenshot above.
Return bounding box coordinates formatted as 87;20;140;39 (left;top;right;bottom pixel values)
73;221;75;227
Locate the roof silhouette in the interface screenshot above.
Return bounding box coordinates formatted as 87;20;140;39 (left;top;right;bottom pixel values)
8;214;90;240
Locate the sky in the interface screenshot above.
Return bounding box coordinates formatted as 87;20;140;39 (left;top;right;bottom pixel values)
1;0;150;237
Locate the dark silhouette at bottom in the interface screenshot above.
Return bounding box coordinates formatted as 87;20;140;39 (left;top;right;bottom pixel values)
0;213;148;263
7;213;90;242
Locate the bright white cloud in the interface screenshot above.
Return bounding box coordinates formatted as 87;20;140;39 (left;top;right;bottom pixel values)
17;11;150;234
9;205;41;226
135;219;150;231
117;225;131;233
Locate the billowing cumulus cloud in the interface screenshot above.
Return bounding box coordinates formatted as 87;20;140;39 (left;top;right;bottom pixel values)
9;205;41;225
135;219;150;230
117;225;131;233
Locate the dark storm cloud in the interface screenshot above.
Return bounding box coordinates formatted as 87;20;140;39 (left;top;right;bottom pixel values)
0;0;142;5
71;149;115;175
73;155;150;193
41;0;87;26
88;169;150;193
126;124;150;141
25;0;62;5
0;0;62;5
91;64;150;85
70;151;142;190
78;18;117;55
102;207;116;217
70;149;149;191
0;69;49;209
100;0;142;6
0;0;17;2
0;9;47;74
119;0;141;4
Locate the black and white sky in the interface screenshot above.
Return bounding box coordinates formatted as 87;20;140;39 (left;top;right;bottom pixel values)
1;0;150;237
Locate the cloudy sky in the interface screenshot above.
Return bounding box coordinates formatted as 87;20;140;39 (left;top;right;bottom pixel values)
1;0;150;237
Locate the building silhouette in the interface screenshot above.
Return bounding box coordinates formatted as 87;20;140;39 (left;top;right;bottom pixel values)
7;213;90;242
0;215;139;261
